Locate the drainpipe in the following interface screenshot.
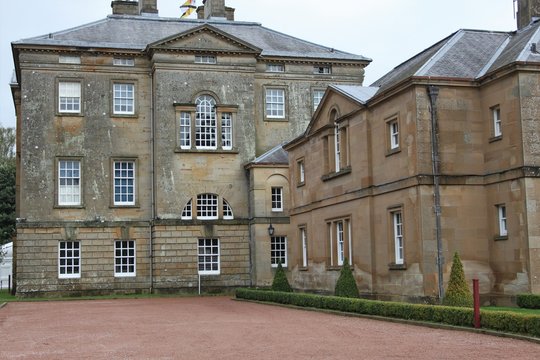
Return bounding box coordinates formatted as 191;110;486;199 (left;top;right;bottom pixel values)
149;70;155;293
427;85;444;301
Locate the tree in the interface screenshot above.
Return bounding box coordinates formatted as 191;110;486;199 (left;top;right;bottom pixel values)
271;261;292;292
0;126;16;246
442;252;473;307
334;259;359;298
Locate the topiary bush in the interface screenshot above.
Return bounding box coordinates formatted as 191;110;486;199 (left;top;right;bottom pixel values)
442;252;473;307
271;261;292;292
517;293;540;309
334;259;359;298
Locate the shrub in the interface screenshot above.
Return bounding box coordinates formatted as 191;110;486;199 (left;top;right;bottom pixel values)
271;261;292;293
442;252;473;307
517;293;540;309
334;259;359;298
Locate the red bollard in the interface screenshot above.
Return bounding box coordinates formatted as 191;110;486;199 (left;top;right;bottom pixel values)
473;279;480;328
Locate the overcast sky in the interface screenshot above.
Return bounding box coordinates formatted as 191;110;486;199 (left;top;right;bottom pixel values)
0;0;517;128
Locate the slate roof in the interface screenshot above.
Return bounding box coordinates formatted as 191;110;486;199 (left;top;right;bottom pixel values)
330;85;379;105
251;144;288;165
371;20;540;92
12;15;370;62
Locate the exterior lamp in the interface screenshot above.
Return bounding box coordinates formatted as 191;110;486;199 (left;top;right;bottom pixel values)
268;223;275;236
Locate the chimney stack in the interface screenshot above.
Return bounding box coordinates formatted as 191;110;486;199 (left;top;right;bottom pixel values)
111;1;158;16
517;0;540;29
198;0;235;20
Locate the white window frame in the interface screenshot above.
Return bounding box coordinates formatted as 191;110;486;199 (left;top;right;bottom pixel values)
195;95;217;149
313;89;325;111
114;240;136;277
113;160;136;206
198;238;220;275
336;221;345;266
271;187;283;212
58;241;81;279
393;211;404;265
328;218;352;267
498;204;507;237
181;199;193;220
59;55;81;64
265;88;285;119
197;193;219;220
221;112;233;150
390;120;399;149
267;63;285;72
58;81;81;114
298;159;305;184
58;159;81;206
334;123;341;172
113;58;135;67
300;227;308;268
179;112;192;149
271;236;288;267
493;106;502;137
195;55;216;64
113;83;135;115
314;66;331;74
222;199;234;220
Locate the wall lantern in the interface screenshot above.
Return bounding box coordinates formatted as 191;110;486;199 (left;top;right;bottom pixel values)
268;223;275;236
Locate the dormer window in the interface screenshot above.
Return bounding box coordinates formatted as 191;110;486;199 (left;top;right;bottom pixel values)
195;55;216;64
314;66;331;74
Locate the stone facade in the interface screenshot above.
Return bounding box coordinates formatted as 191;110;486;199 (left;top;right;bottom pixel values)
11;0;369;296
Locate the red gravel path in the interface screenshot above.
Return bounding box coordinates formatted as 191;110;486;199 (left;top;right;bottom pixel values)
0;297;539;359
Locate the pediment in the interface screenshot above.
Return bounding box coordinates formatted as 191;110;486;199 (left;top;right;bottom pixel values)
148;24;261;55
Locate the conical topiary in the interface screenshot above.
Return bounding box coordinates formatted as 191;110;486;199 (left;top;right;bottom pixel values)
334;258;359;298
442;252;473;307
271;261;292;292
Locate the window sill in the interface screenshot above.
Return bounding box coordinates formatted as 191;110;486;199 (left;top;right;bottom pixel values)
174;148;239;154
386;147;401;157
111;114;138;119
299;266;309;271
297;182;305;188
54;205;85;209
326;266;342;271
494;235;508;241
56;113;83;117
388;262;407;270
489;135;502;143
321;166;351;182
110;205;140;209
264;117;288;122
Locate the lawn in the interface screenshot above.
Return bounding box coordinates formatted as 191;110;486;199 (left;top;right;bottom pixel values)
481;306;540;316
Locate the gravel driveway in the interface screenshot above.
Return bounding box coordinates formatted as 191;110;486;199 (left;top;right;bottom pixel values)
0;296;538;359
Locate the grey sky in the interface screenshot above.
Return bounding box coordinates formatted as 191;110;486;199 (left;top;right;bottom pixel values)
0;0;517;128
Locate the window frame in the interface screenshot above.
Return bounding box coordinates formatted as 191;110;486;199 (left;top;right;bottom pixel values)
492;105;502;138
497;204;508;237
112;159;137;207
314;65;331;74
327;217;352;267
114;240;136;277
297;158;305;186
112;81;136;116
198;238;220;275
58;241;81;279
271;236;288;267
387;116;400;151
59;55;81;64
313;89;325;112
58;80;82;115
271;187;284;212
195;55;217;64
300;226;308;268
264;87;287;120
267;63;285;73
196;193;219;220
113;57;135;67
222;199;234;220
57;158;82;207
391;210;405;266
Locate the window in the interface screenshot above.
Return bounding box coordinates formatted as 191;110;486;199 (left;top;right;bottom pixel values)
271;187;283;212
265;88;285;119
181;199;192;220
313;89;325;111
297;159;305;185
314;66;331;74
58;241;80;279
300;227;308;268
113;160;135;206
179;112;191;149
197;193;218;219
493;106;502;137
198;238;220;275
334;123;341;172
58;81;81;114
392;211;404;265
267;64;284;72
271;236;287;267
114;240;136;277
59;55;80;64
221;113;233;150
195;95;217;149
113;58;135;66
113;83;135;115
223;199;234;219
195;55;216;64
328;218;351;267
58;160;81;206
498;204;507;237
389;119;399;150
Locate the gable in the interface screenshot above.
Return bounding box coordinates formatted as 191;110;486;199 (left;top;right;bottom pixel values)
148;24;261;55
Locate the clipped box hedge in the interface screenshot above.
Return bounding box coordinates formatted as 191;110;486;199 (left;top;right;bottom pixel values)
236;288;540;338
517;294;540;309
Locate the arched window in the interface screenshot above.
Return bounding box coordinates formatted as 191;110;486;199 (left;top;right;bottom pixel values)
195;95;217;149
181;199;192;220
180;194;234;220
223;198;234;219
